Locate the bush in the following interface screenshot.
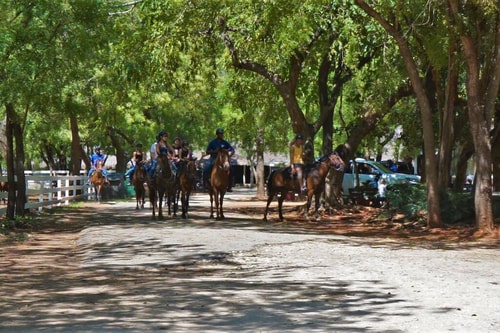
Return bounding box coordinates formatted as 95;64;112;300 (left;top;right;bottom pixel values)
386;184;474;223
387;183;427;220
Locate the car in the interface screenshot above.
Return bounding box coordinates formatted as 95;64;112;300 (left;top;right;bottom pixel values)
342;158;421;195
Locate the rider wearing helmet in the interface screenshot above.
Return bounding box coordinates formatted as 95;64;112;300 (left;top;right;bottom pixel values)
203;128;235;191
88;146;109;184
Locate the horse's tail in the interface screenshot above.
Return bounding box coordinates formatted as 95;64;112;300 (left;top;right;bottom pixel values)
266;169;279;193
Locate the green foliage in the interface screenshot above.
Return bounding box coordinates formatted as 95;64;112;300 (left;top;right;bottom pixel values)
439;190;475;224
387;183;475;224
387;183;427;220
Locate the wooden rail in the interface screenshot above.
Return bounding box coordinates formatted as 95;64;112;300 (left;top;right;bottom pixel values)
0;172;93;215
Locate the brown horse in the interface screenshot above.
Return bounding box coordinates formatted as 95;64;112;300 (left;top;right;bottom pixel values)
206;149;231;220
149;154;176;220
304;152;345;221
263;151;345;221
90;160;106;202
132;160;147;210
176;159;198;219
0;181;8;204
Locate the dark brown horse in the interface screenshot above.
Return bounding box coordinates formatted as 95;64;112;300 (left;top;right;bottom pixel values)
132;160;147;210
263;152;345;221
90;160;106;202
0;181;8;204
175;159;198;219
206;149;230;220
149;154;176;220
304;152;345;221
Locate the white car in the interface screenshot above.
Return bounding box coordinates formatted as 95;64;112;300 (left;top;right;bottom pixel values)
342;158;421;195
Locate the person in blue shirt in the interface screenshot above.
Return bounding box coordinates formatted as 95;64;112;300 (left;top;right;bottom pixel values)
88;146;109;184
203;128;235;191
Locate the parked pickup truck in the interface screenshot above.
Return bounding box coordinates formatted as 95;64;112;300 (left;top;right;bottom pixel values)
342;158;421;195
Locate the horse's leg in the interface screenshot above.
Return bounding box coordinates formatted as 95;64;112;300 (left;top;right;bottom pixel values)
263;191;276;221
150;188;156;220
305;192;313;219
172;188;177;217
277;194;286;221
185;190;191;218
314;192;321;221
141;186;145;209
135;185;140;210
214;189;220;219
209;190;214;219
219;192;225;220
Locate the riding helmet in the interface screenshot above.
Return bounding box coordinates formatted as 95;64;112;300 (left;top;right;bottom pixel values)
216;128;224;135
295;134;303;140
94;146;101;151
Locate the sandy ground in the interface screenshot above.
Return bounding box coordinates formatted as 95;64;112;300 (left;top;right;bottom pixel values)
0;188;498;332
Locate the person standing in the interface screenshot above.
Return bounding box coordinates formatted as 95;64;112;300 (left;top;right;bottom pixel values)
377;177;387;207
289;134;305;192
203;128;235;191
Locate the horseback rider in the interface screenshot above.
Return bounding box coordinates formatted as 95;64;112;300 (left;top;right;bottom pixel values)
88;146;109;184
290;134;306;192
181;140;194;160
125;143;144;184
148;130;174;178
171;137;182;178
203;128;235;192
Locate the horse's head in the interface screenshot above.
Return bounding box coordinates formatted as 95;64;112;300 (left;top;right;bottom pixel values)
96;160;104;170
328;152;345;172
157;154;171;171
216;149;231;171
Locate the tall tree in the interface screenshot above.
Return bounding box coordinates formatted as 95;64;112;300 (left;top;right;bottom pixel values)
448;0;500;233
355;0;442;228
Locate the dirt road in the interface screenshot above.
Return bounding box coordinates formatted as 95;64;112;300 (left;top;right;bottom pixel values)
0;188;498;332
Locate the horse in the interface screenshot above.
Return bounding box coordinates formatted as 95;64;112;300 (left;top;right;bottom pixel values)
132;160;147;209
206;149;231;220
90;160;106;202
149;154;176;220
263;151;345;222
0;181;8;204
304;152;345;221
175;159;198;219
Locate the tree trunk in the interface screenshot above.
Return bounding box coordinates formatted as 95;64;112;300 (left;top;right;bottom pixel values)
453;138;474;192
438;39;459;188
70;112;88;175
355;0;442;228
461;37;495;233
13;119;27;216
449;0;500;233
492;134;500;191
5;103;16;220
255;128;266;199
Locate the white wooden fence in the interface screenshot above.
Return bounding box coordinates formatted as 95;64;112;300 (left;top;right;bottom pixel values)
0;171;94;215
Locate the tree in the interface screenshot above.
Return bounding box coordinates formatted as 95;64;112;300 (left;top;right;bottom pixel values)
448;0;499;233
355;0;442;228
